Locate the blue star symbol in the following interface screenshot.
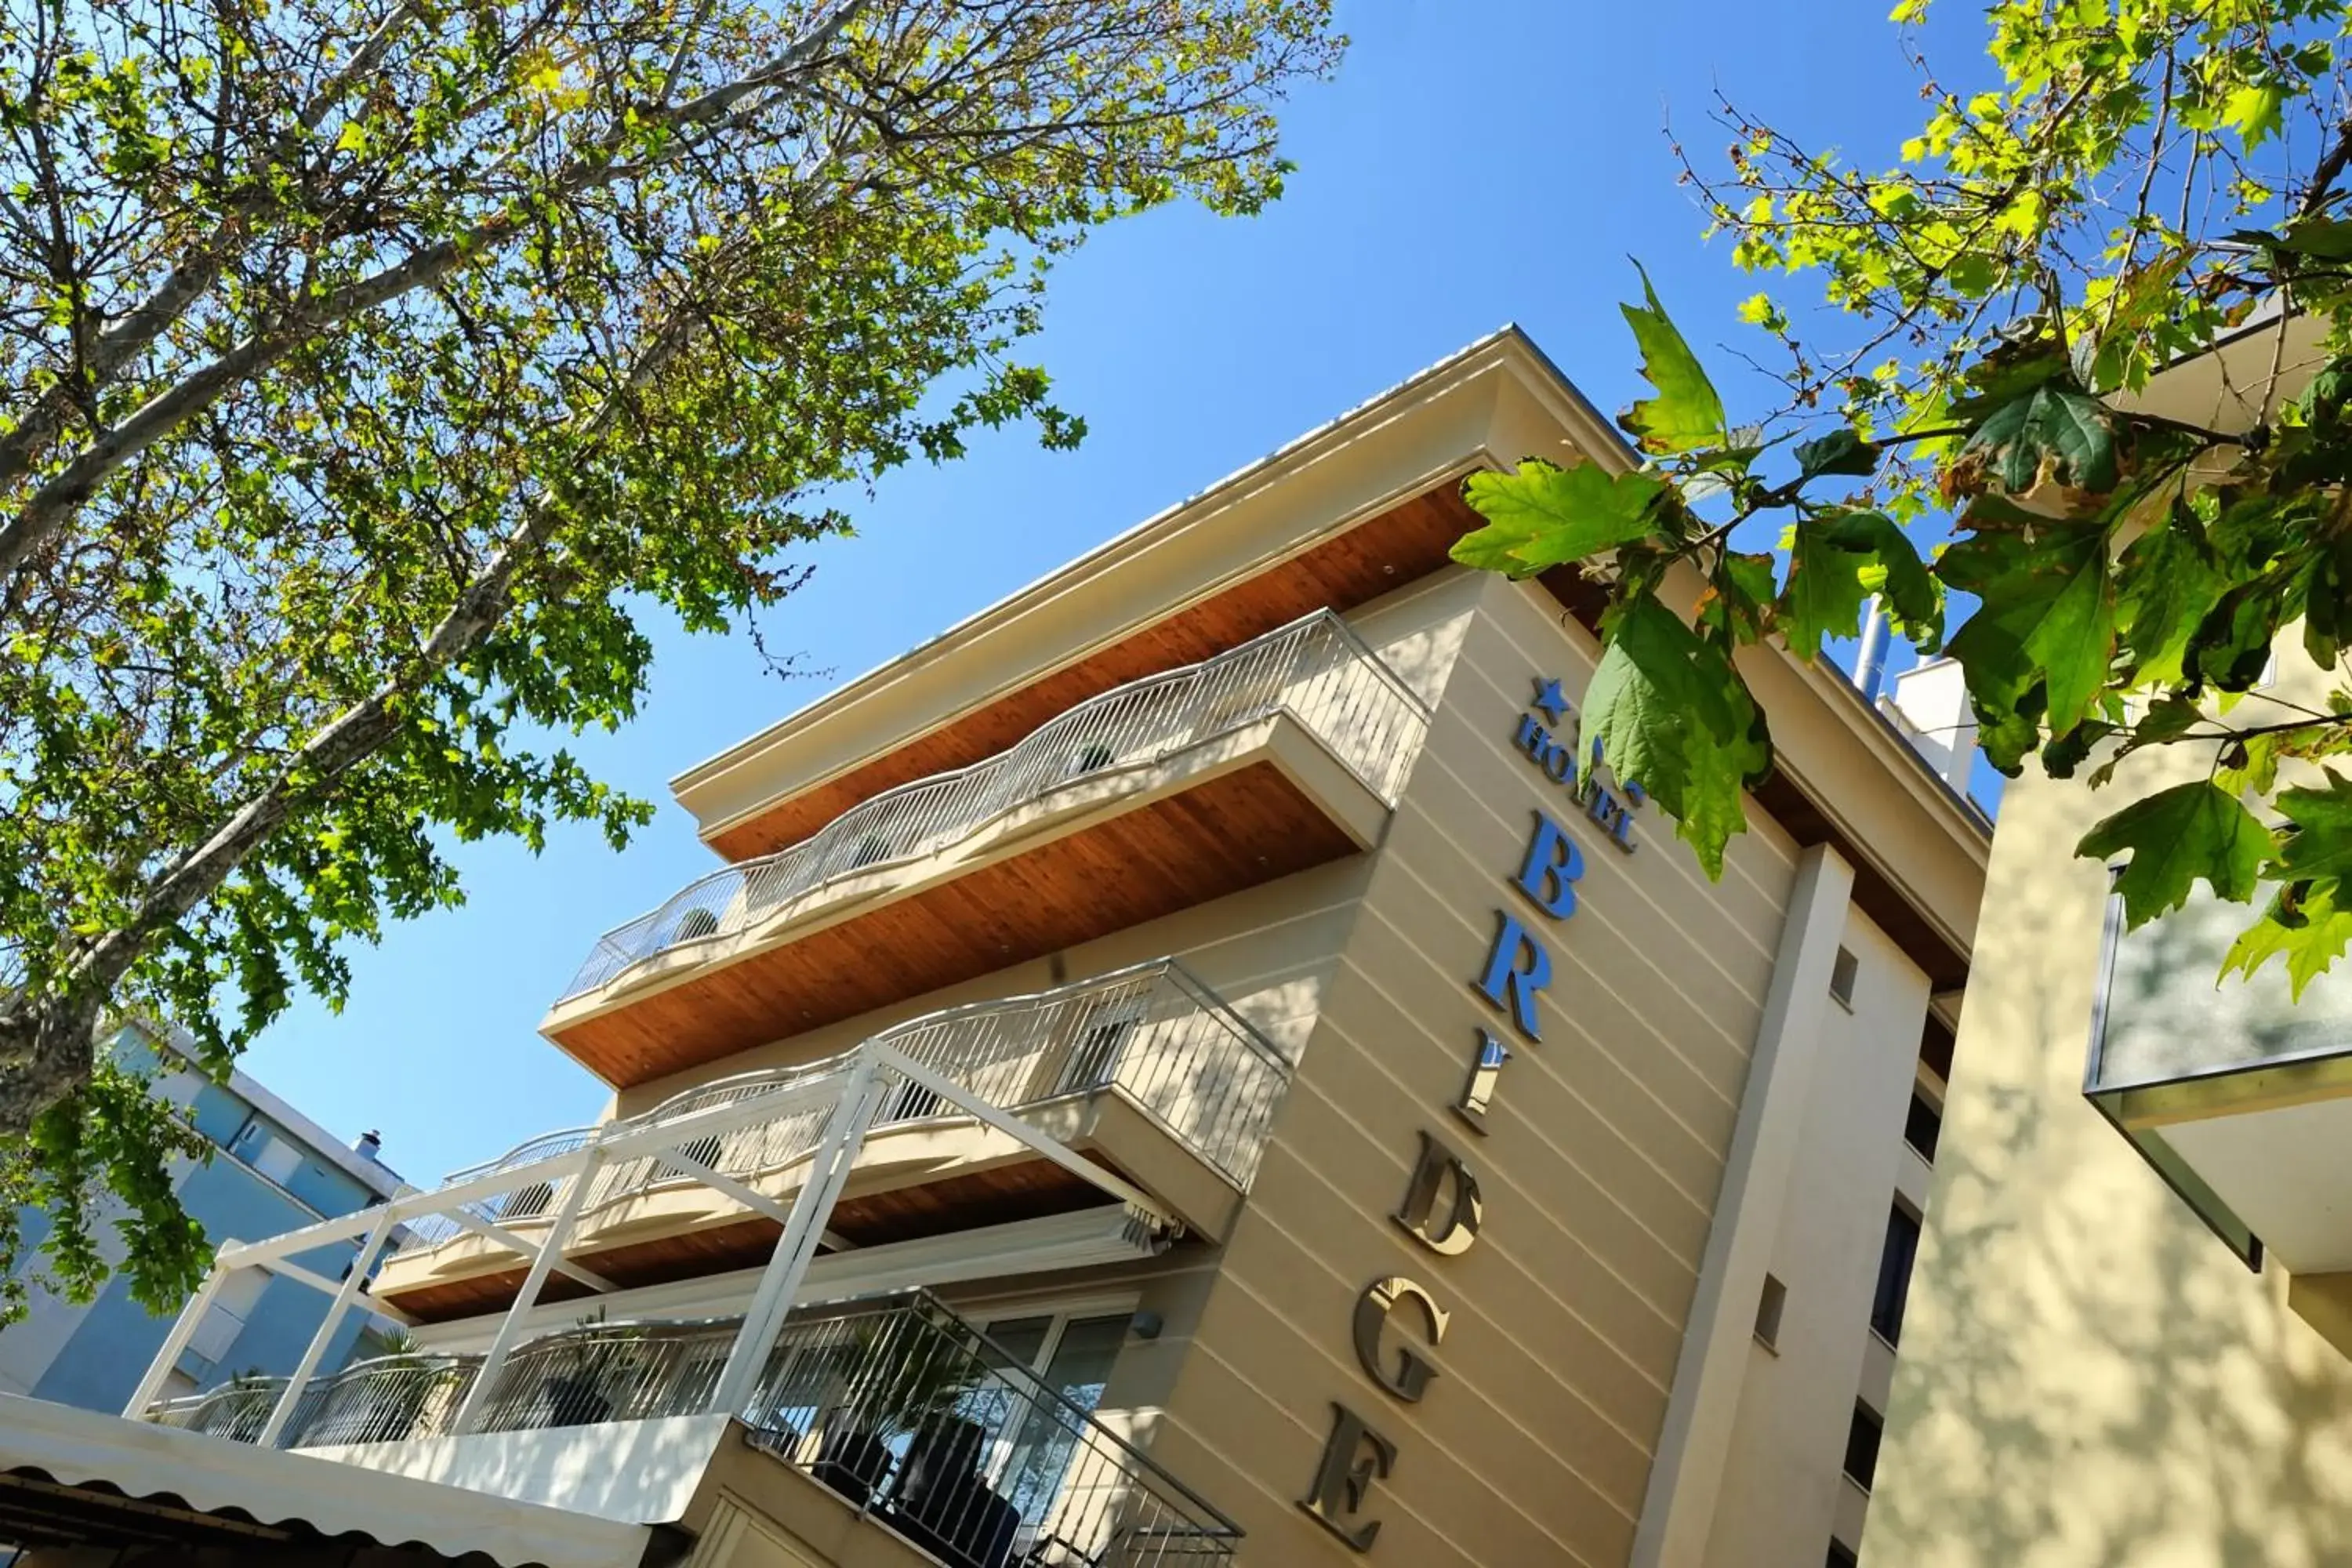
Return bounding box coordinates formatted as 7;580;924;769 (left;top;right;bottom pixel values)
1530;678;1570;728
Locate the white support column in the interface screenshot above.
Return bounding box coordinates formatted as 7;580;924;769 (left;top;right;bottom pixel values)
256;1206;399;1449
448;1150;608;1436
1632;843;1856;1568
123;1258;231;1417
706;1054;887;1417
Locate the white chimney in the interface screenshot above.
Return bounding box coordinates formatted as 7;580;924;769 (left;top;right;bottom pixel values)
1883;657;1977;796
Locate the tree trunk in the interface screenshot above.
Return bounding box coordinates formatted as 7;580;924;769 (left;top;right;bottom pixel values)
0;1001;100;1139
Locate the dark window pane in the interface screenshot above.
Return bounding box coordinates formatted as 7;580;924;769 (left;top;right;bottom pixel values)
1828;1540;1859;1568
1921;1015;1955;1080
1871;1205;1922;1345
1844;1403;1883;1491
1904;1091;1943;1162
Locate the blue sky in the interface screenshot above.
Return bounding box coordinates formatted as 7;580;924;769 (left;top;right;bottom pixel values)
242;0;1992;1189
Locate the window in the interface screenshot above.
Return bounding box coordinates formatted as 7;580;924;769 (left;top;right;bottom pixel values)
1753;1274;1787;1350
963;1307;1134;1544
501;1180;557;1221
1919;1015;1955;1080
1828;947;1859;1009
238;1124;303;1186
1843;1402;1883;1492
183;1269;268;1372
1904;1091;1943;1163
1871;1203;1922;1345
670;1132;725;1173
1056;998;1145;1095
1828;1540;1859;1568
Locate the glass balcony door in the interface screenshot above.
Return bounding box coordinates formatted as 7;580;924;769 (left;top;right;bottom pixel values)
967;1311;1131;1560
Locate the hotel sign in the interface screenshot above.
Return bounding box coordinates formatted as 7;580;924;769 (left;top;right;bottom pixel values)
1301;677;1640;1551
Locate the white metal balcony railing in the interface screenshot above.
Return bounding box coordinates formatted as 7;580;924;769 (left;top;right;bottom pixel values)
562;609;1428;1001
145;1291;1241;1566
394;960;1288;1258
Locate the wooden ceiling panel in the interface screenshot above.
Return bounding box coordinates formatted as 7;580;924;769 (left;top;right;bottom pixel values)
555;761;1363;1088
378;1166;1107;1323
706;488;1478;861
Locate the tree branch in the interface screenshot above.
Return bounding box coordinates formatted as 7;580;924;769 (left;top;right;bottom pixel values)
0;0;868;605
0;0;433;495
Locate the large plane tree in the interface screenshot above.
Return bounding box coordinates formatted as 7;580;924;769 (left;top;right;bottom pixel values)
0;0;1339;1317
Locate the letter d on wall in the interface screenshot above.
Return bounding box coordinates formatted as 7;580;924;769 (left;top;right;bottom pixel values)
1393;1129;1485;1257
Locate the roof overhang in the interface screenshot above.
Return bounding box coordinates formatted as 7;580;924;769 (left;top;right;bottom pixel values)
666;324;1985;977
670;327;1613;843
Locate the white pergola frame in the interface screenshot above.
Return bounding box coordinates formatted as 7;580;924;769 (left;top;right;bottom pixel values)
126;1042;1174;1443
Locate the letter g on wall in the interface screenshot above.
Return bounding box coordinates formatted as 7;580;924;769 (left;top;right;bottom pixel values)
1353;1276;1450;1402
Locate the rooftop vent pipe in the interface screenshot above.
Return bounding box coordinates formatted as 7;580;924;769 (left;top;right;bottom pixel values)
1853;597;1890;701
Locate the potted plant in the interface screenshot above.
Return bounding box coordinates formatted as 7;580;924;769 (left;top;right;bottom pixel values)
1069;741;1117;776
808;1311;980;1508
334;1328;436;1444
538;1309;639;1428
214;1368;279;1443
673;906;721;942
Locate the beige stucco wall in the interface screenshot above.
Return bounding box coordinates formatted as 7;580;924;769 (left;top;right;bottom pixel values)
1145;567;1816;1567
1702;898;1929;1566
1868;674;2352;1566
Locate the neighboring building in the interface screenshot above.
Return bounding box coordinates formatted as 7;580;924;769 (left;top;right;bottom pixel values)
0;328;1988;1568
0;1022;406;1414
1856;321;2352;1568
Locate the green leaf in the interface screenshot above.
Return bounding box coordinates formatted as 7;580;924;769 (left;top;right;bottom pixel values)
1776;510;1941;661
1616;262;1726;456
1955;385;2120;498
2294;357;2352;423
1453;461;1668;577
1831;510;1942;648
2277;216;2352;261
2188;580;2288;693
2274;770;2352;883
1945;344;2068;423
1941;523;2115;738
2215;728;2284;797
1780;516;1875;659
2132;693;2205;746
1794;427;1881;479
2224;882;2352;998
2077;780;2270;927
2223;82;2285;148
1582;594;1770;878
2114;506;2225;688
1700;550;1779;644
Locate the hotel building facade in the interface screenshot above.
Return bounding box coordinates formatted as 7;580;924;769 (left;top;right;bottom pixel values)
0;330;1987;1568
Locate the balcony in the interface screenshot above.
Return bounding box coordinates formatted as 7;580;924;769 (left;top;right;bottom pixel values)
2087;885;2352;1282
145;1291;1240;1568
546;609;1426;1087
376;961;1285;1319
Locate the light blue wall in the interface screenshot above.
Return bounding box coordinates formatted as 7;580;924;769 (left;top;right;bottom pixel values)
9;1030;392;1414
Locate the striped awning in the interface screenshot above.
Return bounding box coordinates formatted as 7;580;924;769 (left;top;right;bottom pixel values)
0;1393;653;1568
